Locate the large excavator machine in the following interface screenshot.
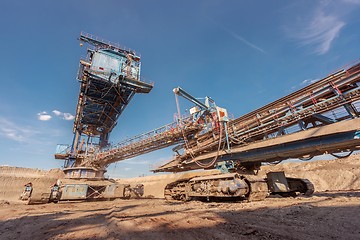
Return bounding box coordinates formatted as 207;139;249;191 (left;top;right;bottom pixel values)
21;33;360;203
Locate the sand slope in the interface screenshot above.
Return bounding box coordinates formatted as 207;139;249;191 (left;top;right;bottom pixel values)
0;167;64;202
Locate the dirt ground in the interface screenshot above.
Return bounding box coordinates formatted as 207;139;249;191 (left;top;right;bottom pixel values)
1;155;360;239
1;191;360;240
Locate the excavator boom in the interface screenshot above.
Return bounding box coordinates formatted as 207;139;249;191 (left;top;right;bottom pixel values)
89;61;360;174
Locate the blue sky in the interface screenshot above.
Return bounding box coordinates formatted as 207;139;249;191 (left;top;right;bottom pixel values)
0;0;360;178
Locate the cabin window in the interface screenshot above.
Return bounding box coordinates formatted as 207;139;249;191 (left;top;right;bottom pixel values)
91;52;121;73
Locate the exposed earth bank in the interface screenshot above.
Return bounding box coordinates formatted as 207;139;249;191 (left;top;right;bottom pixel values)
0;167;64;202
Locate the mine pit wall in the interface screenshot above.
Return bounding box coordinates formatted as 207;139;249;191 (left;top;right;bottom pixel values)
117;155;360;198
0;167;64;202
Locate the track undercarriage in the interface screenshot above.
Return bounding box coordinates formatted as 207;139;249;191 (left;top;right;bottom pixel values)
22;179;144;205
164;171;314;202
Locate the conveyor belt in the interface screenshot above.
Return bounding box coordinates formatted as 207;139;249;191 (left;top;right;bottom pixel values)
155;118;360;172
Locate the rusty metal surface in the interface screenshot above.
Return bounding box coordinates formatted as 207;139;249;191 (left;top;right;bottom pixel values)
155;118;360;172
154;62;360;172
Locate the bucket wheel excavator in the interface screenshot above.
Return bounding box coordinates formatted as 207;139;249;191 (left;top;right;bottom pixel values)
21;32;360;203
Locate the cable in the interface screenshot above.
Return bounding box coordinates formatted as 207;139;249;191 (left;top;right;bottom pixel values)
331;151;353;159
229;136;245;145
194;121;224;168
299;156;314;161
175;91;224;169
175;93;196;159
269;160;283;165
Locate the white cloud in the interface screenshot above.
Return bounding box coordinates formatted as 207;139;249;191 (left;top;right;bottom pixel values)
3;130;25;142
301;78;319;86
289;78;320;93
0;118;37;142
227;31;266;54
296;11;344;55
123;159;150;165
207;17;266;54
52;110;62;116
37;112;52;121
286;0;360;55
36;109;75;121
342;0;360;4
63;113;75;121
52;109;74;121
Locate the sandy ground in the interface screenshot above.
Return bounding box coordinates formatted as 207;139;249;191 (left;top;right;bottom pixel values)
1;192;360;240
1;155;360;239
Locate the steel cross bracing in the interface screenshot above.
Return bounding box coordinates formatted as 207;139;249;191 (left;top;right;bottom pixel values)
80;119;201;169
74;72;134;136
74;65;152;143
74;34;153;144
55;33;153;169
82;61;360;171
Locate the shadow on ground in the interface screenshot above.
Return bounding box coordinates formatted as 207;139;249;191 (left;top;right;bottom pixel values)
1;192;360;240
